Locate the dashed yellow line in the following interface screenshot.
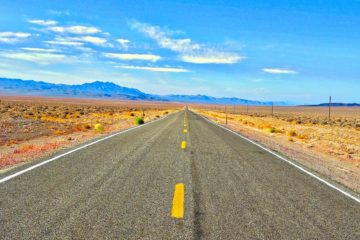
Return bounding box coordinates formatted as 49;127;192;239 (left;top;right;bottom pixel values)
183;129;188;133
171;183;185;219
181;141;187;149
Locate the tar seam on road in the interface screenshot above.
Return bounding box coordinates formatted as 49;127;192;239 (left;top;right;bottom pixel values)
171;183;185;219
194;111;360;204
0;111;179;184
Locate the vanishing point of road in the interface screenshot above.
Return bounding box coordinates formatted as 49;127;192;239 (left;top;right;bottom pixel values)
1;110;359;239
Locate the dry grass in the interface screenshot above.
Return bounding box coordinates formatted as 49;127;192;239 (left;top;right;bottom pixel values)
0;96;181;170
191;105;360;193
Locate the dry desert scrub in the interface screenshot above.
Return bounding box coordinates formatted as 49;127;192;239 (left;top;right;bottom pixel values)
191;106;360;193
0;97;180;170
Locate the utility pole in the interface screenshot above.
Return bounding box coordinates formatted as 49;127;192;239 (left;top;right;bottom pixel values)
225;105;228;125
246;104;249;114
328;96;331;121
271;102;274;117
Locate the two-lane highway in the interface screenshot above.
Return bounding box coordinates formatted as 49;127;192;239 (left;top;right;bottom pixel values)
1;110;359;239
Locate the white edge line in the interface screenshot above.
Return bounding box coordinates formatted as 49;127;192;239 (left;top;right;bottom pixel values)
193;111;360;204
0;111;179;184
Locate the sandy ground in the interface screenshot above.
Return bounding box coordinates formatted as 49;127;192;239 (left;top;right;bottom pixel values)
0;96;181;172
192;108;360;193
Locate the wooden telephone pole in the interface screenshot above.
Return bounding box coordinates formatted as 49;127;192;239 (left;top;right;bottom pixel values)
328;96;332;121
225;105;228;125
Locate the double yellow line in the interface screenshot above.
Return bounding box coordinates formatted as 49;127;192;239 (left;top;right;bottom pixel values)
171;110;188;219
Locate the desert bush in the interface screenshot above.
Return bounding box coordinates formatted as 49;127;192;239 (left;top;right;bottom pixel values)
297;134;309;140
53;129;65;135
134;117;144;125
13;145;35;154
94;123;104;133
258;123;272;129
287;130;297;137
268;127;276;133
72;125;83;132
247;121;255;127
321;120;329;125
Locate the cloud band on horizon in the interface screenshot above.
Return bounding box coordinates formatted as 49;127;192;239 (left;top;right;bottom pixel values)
262;68;298;74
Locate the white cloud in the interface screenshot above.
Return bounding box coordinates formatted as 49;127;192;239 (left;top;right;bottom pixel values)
21;47;59;53
131;21;200;52
47;26;65;33
180;51;245;64
48;25;101;34
58;36;108;46
116;38;130;49
0;32;31;38
68;26;101;34
79;36;107;45
44;40;84;46
44;35;108;47
28;19;58;26
262;68;298;74
0;32;31;43
73;46;95;52
103;53;161;62
0;51;73;65
117;38;130;44
116;65;189;72
130;21;244;64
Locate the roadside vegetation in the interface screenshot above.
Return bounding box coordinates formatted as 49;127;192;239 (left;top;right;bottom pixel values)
0;97;180;170
134;117;145;125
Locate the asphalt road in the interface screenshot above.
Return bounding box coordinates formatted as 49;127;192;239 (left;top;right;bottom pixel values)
1;110;359;239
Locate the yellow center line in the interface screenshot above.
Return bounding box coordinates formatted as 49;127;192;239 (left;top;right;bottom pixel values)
183;129;188;133
171;183;185;219
181;141;187;149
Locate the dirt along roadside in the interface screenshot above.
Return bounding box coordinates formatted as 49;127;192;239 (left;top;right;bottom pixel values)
0;97;180;172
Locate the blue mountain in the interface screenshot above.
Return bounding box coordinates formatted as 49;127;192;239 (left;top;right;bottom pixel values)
0;78;288;106
155;94;287;105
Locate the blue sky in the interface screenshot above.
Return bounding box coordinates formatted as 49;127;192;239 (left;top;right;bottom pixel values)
0;0;359;104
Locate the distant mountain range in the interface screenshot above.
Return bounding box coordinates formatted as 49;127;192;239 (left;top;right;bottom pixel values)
303;103;360;107
0;77;286;106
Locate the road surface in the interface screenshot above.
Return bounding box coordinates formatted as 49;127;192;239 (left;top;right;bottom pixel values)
1;110;359;239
